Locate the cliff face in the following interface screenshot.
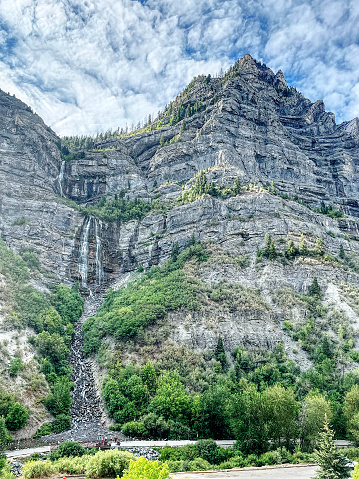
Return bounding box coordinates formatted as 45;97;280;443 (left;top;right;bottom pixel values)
2;55;359;432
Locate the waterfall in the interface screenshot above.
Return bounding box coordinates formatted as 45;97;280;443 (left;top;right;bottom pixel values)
94;219;104;285
58;161;65;197
78;217;92;287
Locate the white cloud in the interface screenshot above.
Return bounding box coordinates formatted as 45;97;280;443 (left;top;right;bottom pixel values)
0;0;357;135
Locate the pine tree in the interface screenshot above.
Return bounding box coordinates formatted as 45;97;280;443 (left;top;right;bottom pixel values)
171;242;180;262
310;277;321;298
313;415;351;479
215;336;228;370
339;244;345;260
233;178;242;195
268;241;277;260
315;237;324;256
299;234;308;256
285;240;298;259
264;233;272;257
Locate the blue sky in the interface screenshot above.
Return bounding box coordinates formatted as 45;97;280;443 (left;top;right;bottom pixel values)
0;0;358;136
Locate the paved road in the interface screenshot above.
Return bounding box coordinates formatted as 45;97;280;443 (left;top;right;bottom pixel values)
6;446;51;458
173;465;318;479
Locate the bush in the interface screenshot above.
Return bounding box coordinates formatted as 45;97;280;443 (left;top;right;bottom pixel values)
21;252;41;270
9;358;22;377
22;460;56;479
51;414;71;433
85;449;134;478
50;440;86;460
0;459;16;479
159;445;198;462
167;460;186;473
53;456;90;474
189;457;212;471
243;454;258;467
123;457;169;479
5;403;28;431
12;216;29;226
34;423;52;438
257;450;282;466
218;455;245;469
121;421;148;438
195;439;223;465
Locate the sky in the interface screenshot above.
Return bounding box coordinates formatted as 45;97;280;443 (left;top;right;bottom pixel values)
0;0;358;137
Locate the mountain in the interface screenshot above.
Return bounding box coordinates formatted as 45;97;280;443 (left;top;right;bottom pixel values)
1;54;359;443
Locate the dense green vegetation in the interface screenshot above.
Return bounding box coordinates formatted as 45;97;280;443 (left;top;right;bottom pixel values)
80;240;359;453
177;171;242;204
22;449;133;479
81;194;152;223
0;454;15;479
83;241;207;354
0;238;84;437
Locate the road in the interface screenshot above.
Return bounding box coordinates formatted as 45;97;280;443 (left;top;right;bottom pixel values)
173;465;318;479
5;446;51;458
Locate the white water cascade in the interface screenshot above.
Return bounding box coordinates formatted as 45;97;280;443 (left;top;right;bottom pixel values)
58;161;65;197
94;219;104;285
78;217;92;286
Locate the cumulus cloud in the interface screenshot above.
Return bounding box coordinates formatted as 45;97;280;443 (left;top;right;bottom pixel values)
0;0;358;135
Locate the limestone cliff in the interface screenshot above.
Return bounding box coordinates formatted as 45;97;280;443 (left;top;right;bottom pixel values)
1;55;359;435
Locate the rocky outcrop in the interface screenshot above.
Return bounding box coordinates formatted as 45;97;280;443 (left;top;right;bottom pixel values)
2;55;359;436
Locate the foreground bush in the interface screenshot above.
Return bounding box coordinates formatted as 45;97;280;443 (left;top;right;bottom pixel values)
22;460;55;479
53;456;90;474
49;440;86;460
123;457;169;479
85;449;134;478
0;456;16;479
195;439;224;465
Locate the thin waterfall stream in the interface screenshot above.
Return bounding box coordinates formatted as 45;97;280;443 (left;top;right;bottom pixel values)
78;217;92;287
58;161;65;197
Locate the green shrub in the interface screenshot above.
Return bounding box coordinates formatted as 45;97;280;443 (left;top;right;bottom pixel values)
5;402;28;431
53;455;90;474
50;440;86;460
189;457;212;471
159;445;198;462
81;195;152;223
0;459;16;479
217;455;245;469
243;454;258;467
342;447;359;461
22;459;56;479
12;216;29;226
167;460;185;473
195;439;223;465
121;421;148;438
9;358;22;377
45;376;73;416
21;252;41;270
257;450;282;466
51;284;84;324
51;414;71;433
123;457;169;479
34;423;52;438
85;449;134;478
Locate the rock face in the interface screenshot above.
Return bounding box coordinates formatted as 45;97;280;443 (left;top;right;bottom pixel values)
2;54;359;433
1;54;359;285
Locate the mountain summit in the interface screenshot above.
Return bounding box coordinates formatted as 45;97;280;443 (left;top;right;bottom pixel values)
1;56;359;442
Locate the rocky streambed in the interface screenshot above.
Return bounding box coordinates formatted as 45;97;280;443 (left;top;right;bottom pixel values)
42;289;123;444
